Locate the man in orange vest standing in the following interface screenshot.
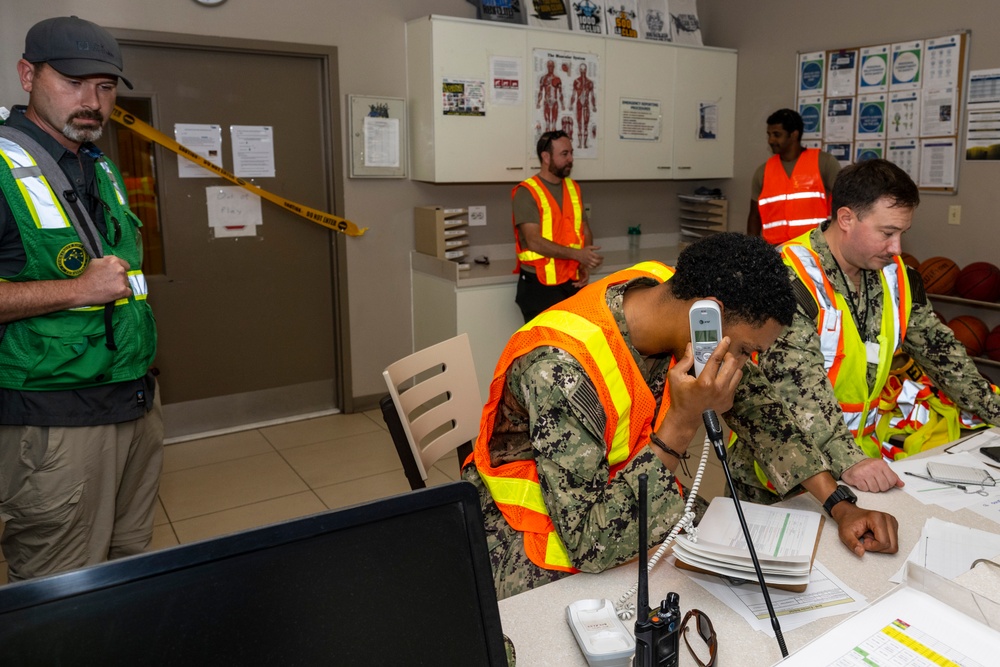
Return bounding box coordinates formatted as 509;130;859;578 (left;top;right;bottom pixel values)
747;109;840;245
462;234;813;599
512;129;603;323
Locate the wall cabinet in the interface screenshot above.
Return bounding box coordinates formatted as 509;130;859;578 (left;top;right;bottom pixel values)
672;47;737;179
603;39;676;179
407;18;528;182
405;15;736;183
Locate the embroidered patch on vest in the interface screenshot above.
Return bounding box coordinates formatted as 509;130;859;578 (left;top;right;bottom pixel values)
56;242;89;277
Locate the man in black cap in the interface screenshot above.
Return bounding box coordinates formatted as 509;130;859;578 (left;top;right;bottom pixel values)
0;16;161;581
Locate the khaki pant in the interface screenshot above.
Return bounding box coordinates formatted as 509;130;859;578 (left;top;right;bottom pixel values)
0;389;164;582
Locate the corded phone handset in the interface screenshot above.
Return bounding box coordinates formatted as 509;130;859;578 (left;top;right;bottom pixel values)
614;300;723;621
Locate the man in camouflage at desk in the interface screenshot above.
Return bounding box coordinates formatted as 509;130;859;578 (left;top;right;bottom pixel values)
462;234;796;599
725;159;1000;557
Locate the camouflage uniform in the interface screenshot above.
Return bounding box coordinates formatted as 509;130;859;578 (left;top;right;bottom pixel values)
462;278;692;600
725;225;1000;503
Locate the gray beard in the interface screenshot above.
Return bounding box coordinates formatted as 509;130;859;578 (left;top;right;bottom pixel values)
63;122;103;144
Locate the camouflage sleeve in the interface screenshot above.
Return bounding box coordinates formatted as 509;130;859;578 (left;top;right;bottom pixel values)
904;298;1000;424
513;350;688;574
725;309;867;496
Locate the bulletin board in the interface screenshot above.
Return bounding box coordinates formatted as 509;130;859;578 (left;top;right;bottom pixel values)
348;95;407;178
795;31;969;194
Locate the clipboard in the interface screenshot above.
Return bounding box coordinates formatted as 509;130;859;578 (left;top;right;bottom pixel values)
673;514;826;593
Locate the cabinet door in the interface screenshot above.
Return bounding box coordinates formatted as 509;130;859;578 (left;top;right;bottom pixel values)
672;48;737;179
603;39;676;180
525;30;606;180
408;18;528;182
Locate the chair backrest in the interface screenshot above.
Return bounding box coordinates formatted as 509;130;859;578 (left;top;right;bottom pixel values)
382;333;484;488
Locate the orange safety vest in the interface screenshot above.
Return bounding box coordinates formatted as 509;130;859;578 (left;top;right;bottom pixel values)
758;149;829;246
513;175;584;285
473;262;675;572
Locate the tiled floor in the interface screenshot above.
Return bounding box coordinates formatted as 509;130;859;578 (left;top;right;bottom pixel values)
0;412;728;585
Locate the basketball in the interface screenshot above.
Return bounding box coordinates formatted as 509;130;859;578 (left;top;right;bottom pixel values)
918;256;959;295
947;315;989;357
955;262;1000;302
986;325;1000;362
898;252;920;270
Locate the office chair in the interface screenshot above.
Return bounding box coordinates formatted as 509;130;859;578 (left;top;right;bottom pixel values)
381;333;483;490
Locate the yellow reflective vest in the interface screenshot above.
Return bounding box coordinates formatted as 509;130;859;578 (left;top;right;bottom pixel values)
742;233;912;493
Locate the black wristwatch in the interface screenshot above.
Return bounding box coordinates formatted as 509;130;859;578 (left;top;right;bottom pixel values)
822;485;858;516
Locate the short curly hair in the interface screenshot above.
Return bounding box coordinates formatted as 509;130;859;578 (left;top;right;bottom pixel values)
669;233;795;327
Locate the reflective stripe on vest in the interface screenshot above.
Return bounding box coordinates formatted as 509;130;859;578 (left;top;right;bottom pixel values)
475;262;673;572
514;176;584;285
0;137;72;230
68;271;148;312
758;150;829;245
97;160;127;206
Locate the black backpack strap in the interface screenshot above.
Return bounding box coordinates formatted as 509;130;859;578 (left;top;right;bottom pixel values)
906;266;928;304
791;275;820;321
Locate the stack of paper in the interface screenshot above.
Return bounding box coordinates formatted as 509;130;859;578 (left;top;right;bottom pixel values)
673;497;824;591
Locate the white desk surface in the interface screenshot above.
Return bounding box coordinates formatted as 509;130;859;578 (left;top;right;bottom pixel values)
497;460;1000;667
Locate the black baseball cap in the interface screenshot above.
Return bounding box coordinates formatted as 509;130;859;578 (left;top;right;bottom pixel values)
23;16;133;89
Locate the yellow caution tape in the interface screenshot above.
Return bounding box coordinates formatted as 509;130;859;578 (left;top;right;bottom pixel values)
110;106;366;237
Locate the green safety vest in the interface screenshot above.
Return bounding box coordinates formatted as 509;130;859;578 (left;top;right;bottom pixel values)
0;128;156;390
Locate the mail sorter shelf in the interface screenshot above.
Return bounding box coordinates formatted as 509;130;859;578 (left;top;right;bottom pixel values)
414;206;470;267
677;195;728;248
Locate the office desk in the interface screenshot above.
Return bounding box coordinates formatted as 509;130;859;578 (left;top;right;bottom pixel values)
497;479;997;666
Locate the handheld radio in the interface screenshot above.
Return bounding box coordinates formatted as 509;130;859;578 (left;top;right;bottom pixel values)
634;473;681;667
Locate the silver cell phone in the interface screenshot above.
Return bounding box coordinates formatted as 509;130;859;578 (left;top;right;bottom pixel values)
689;299;722;378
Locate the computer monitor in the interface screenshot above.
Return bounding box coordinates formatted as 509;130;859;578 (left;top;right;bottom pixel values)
0;481;507;666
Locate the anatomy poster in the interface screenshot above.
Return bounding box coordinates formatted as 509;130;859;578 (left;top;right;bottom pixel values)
532;48;600;159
